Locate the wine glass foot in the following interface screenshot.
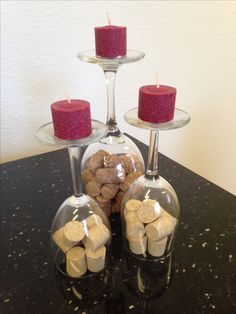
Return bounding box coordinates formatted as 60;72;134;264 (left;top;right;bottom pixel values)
121;249;173;299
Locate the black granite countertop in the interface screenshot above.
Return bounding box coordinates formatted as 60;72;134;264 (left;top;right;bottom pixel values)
1;135;236;314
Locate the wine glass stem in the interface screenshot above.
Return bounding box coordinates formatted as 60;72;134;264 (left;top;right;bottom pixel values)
68;146;82;197
146;130;159;177
104;70;120;136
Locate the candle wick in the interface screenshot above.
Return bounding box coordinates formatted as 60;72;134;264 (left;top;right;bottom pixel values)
106;12;111;25
66;93;71;104
156;73;160;88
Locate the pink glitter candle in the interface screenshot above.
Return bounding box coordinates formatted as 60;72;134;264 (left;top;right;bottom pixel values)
51;99;92;140
138;85;176;123
95;25;126;58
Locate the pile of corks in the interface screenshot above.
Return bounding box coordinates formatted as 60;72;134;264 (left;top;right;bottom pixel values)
52;215;111;277
82;150;143;215
124;199;177;257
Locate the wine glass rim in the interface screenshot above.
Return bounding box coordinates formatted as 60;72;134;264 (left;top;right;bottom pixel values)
36;120;107;147
124;107;191;131
77;49;145;64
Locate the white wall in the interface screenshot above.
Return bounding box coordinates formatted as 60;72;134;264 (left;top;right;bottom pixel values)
1;1;236;195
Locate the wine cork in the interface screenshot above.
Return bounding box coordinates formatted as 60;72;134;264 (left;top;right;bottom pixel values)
112;190;125;213
95;168;125;184
136;199;161;224
148;236;167;257
119;180;131;193
126;212;145;239
83;214;103;229
115;191;124;210
112;191;125;213
128;235;147;255
85;180;101;197
101;183;119;200
145;210;177;241
96;195;111;204
81;168;94;183
120;155;143;174
104;154;121;168
84;224;110;251
96;200;112;216
163;209;177;221
125;199;142;216
63;221;85;247
119;155;133;174
66;247;87;278
85;245;106;272
125;211;138;222
86;150;108;173
52;227;71;253
119;171;142;192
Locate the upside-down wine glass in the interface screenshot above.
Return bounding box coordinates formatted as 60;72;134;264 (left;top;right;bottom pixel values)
77;50;146;215
120;107;190;298
36;120;113;301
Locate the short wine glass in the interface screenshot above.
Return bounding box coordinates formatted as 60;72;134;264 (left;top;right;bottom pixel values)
36;120;113;301
120;107;190;297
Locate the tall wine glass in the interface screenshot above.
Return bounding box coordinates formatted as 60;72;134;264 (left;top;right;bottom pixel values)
77;50;145;215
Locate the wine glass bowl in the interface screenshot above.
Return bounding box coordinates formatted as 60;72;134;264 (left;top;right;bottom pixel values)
36;120;112;301
51;193;112;277
121;174;180;261
81;134;145;216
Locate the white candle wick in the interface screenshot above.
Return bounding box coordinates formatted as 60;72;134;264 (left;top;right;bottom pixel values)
66;93;71;104
156;73;160;88
106;12;111;25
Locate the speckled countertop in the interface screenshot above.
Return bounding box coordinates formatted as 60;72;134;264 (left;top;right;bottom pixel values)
1;135;236;314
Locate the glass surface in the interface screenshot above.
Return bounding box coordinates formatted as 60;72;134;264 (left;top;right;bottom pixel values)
51;194;112;277
124;108;190;131
78;49;145;70
50;193;112;300
77;49;146;215
121;107;190;265
121;174;180;261
81;134;145;216
36;120;107;147
120;152;178;295
50;148;112;281
36;120;112;299
121;247;172;298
